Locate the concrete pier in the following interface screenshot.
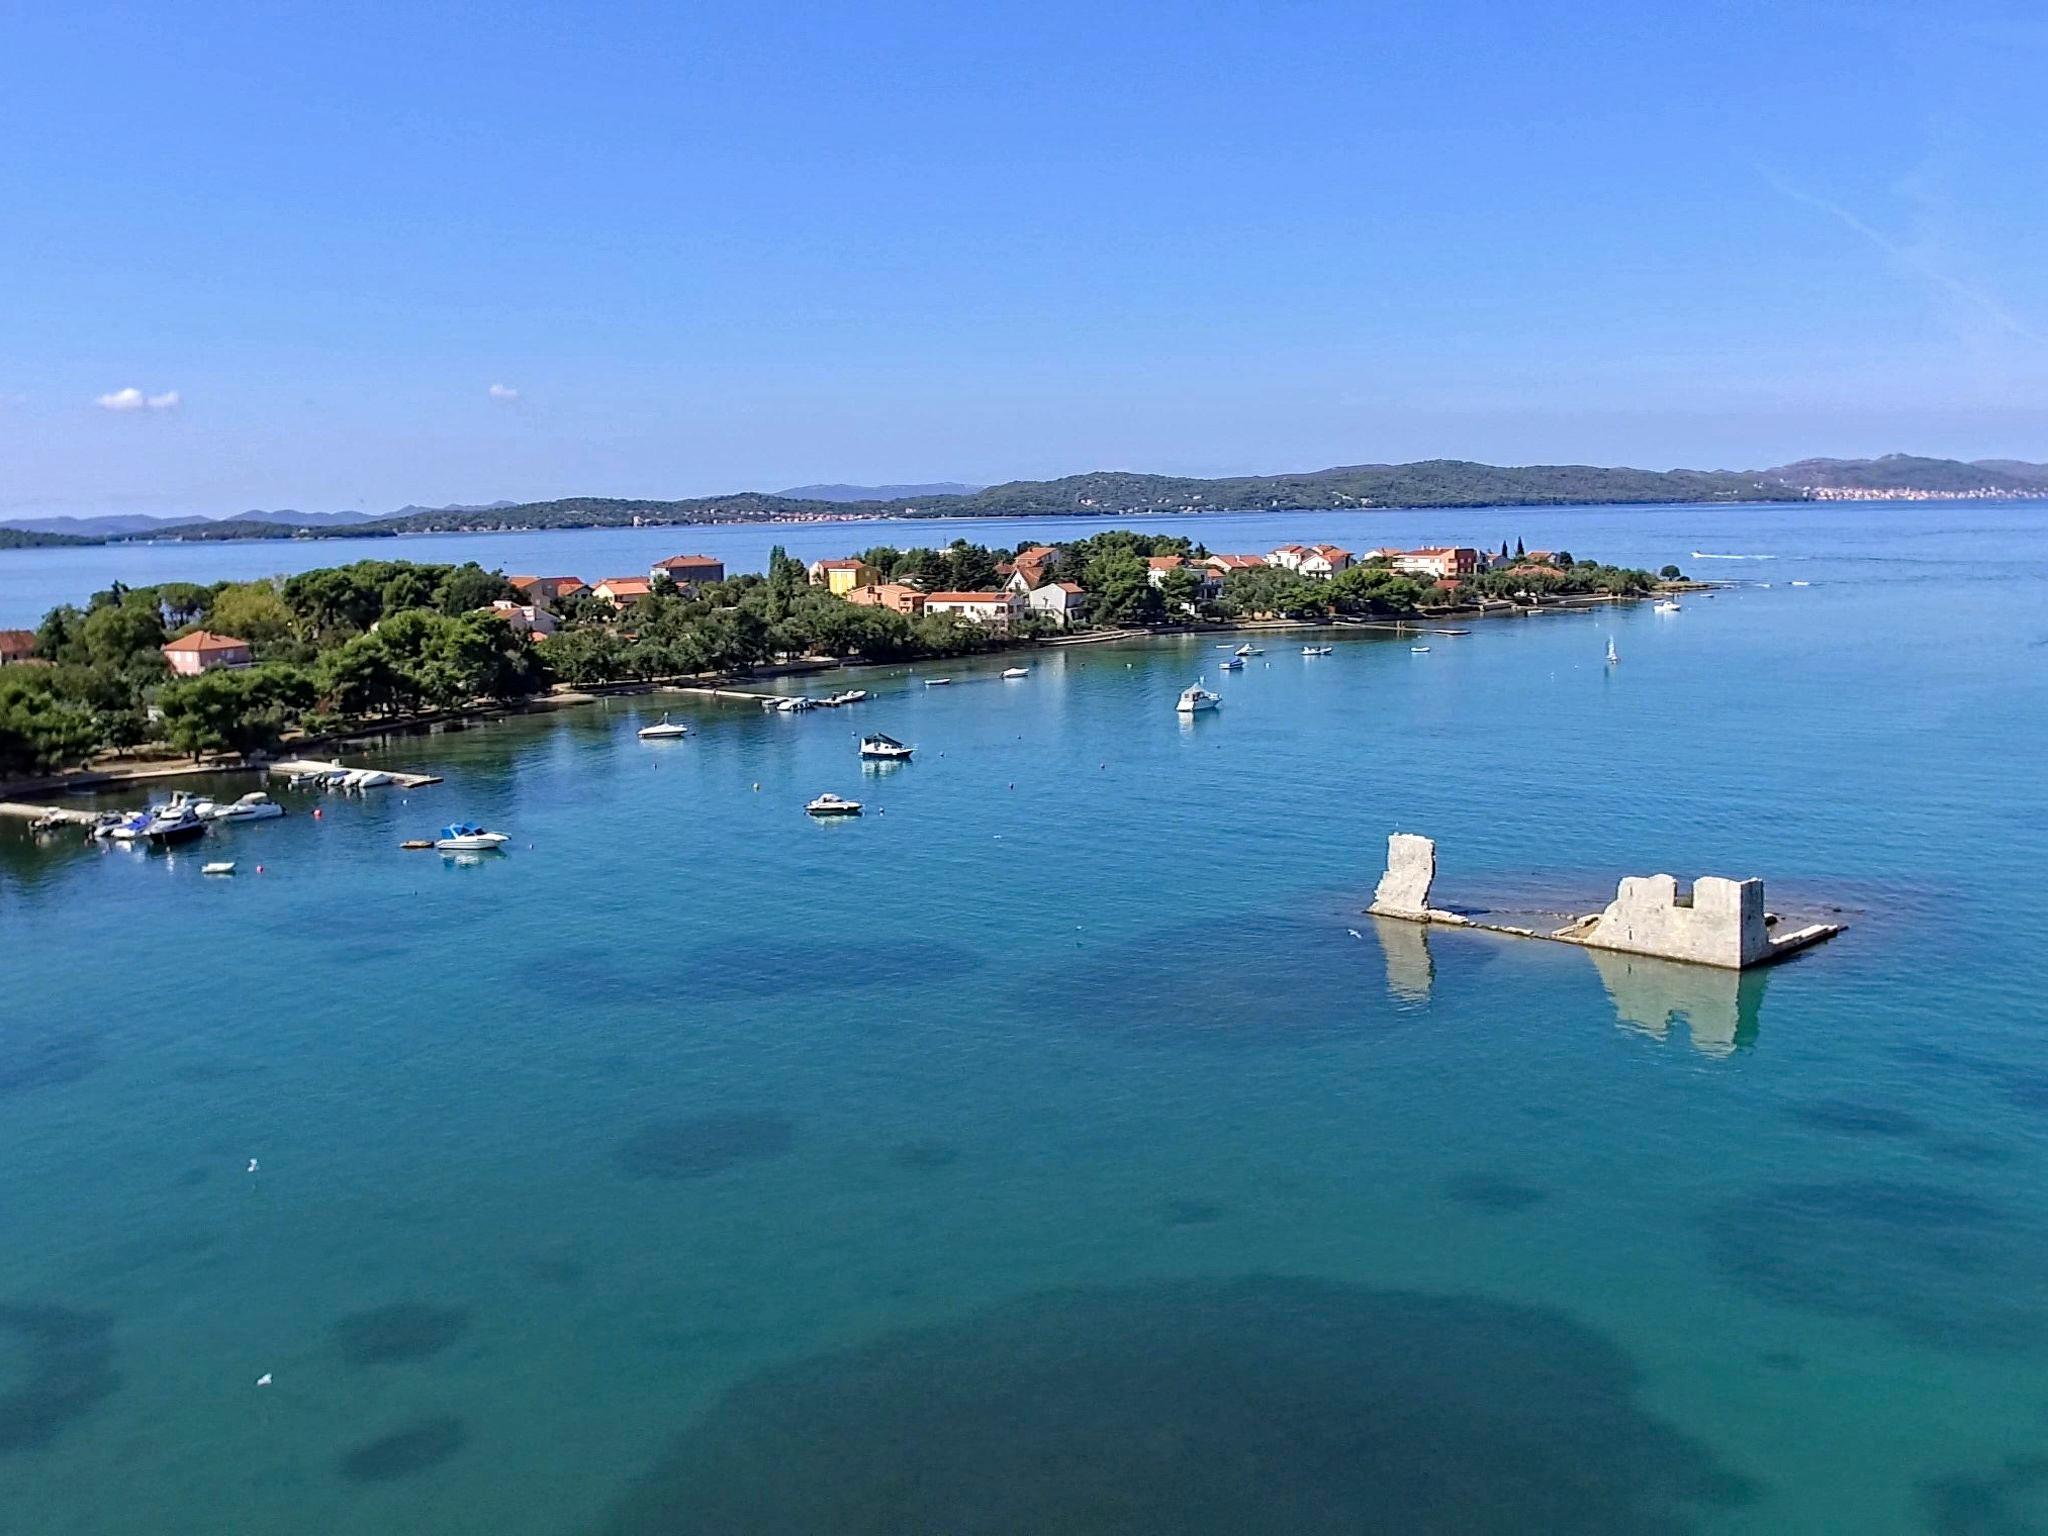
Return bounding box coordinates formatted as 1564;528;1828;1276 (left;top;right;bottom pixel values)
1366;834;1843;970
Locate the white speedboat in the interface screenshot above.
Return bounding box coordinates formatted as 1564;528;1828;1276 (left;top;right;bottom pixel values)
1219;655;1245;671
859;734;915;761
1176;680;1221;714
1410;646;1431;653
924;678;951;687
805;793;864;817
207;792;285;822
1001;667;1030;679
202;861;236;876
775;697;813;713
1606;637;1620;666
834;689;868;704
638;714;689;739
1234;643;1262;657
97;810;152;842
434;823;510;852
1302;645;1333;656
353;769;395;789
1653;600;1681;614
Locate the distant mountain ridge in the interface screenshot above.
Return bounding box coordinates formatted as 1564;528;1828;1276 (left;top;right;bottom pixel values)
6;456;2044;545
777;482;985;502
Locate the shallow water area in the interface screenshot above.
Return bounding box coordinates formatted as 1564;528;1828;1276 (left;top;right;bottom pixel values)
3;501;2046;1535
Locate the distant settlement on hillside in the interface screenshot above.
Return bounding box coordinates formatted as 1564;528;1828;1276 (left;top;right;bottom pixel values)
0;532;1662;781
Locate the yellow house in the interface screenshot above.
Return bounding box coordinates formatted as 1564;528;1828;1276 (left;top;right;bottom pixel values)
809;558;880;596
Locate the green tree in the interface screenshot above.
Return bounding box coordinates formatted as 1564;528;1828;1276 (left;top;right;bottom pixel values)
156;665;315;760
0;671;102;778
204;580;297;649
435;562;513;615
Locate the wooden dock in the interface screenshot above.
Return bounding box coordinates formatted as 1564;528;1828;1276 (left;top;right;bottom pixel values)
268;759;443;788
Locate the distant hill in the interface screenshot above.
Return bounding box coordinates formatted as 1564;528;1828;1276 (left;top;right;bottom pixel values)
777;482;984;502
1759;454;2048;494
0;513;196;537
106;518;396;543
0;526;98;548
234;508;377;528
378;460;1803;532
383;500;521;518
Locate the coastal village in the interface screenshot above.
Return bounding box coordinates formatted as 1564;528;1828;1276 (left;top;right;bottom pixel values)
0;531;1661;787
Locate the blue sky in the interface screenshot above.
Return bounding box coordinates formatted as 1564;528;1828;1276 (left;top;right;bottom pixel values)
2;0;2045;515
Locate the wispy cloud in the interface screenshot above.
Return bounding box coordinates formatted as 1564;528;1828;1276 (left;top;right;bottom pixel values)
487;383;520;401
1761;168;2048;349
96;386;182;412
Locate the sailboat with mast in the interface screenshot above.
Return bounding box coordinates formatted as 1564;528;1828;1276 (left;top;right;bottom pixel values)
1606;636;1620;666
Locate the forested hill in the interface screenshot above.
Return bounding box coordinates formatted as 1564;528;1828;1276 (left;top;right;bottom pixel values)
375;460;1801;532
0;527;97;549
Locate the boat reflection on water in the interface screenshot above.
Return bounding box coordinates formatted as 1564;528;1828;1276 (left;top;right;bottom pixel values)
1585;947;1768;1057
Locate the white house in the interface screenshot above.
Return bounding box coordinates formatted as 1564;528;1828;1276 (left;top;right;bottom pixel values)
1026;581;1086;628
1296;545;1355;580
481;601;558;637
924;591;1024;632
1267;544;1311;572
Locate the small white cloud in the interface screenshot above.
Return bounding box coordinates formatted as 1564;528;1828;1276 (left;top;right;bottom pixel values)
487;383;520;401
96;386;180;412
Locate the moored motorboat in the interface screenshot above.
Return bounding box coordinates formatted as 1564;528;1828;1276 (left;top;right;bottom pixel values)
834;689;868;704
207;792;285;822
924;678;951;687
143;804;208;847
1176;679;1221;714
1410;646;1431;653
1653;600;1681;614
97;810;152;842
1606;636;1620;665
1234;643;1262;657
1301;645;1333;655
1219;654;1244;671
638;714;689;739
805;793;864;817
859;733;914;761
434;823;510;852
1001;667;1030;679
202;861;237;876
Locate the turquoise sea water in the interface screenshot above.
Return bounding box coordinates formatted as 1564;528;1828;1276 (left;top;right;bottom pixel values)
4;501;2047;1534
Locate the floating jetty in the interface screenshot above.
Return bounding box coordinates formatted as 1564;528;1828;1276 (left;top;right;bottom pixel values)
0;802;98;827
1367;833;1843;969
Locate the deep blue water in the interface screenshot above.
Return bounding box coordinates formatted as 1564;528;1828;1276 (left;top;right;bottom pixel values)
3;501;2047;1534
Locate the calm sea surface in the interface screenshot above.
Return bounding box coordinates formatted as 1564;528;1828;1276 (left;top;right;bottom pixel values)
3;501;2047;1534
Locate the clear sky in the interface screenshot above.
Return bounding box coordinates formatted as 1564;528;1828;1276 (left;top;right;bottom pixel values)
2;0;2045;516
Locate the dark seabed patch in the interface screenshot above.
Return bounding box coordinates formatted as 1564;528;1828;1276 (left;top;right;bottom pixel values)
336;1415;467;1483
617;1112;795;1180
0;1304;119;1454
1163;1199;1227;1226
1919;1454;2048;1534
1786;1098;1928;1139
890;1141;961;1171
176;1166;212;1188
0;1029;100;1094
1758;1350;1804;1372
1443;1172;1549;1214
523;1253;587;1288
680;940;981;1003
334;1302;471;1366
1928;1137;2017;1167
589;1275;1757;1535
1701;1180;2041;1351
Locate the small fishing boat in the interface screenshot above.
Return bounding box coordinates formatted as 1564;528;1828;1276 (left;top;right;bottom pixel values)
924;678;951;688
836;689;868;703
1653;600;1681;614
1606;637;1620;666
638;714;689;739
1301;645;1333;656
434;823;510;853
805;793;864;817
1001;666;1030;679
207;792;285;822
859;734;915;762
1790;580;1811;587
1176;679;1221;714
1234;643;1262;657
202;861;237;876
1410;646;1431;654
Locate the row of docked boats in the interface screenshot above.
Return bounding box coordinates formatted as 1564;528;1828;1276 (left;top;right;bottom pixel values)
285;766;396;791
90;790;286;847
758;688;869;716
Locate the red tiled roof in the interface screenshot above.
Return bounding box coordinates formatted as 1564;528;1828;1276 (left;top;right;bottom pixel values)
0;629;36;653
1145;556;1185;569
162;630;248;653
654;554;721;569
814;558;868;569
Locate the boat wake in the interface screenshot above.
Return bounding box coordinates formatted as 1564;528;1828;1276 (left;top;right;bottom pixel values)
1690;551;1776;560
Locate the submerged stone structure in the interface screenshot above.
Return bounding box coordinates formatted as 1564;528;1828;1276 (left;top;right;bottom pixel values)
1366;834;1842;970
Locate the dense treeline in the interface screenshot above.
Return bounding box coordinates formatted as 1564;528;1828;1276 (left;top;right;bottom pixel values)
1;561;538;777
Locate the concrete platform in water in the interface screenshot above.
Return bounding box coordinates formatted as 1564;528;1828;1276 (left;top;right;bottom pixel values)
1366;832;1843;969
